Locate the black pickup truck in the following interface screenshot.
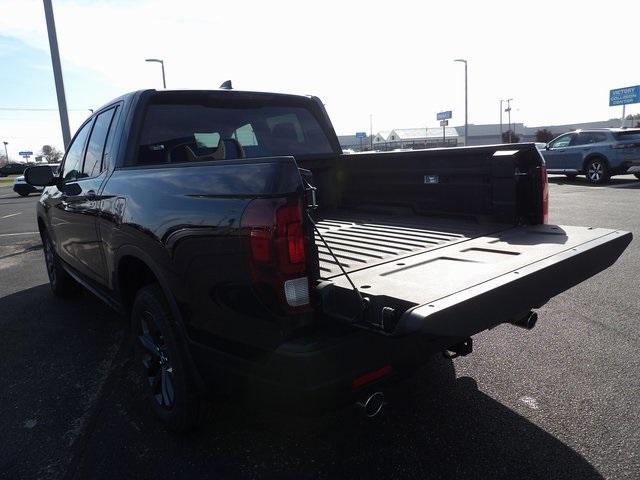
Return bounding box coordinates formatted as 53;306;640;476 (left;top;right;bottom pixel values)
26;89;631;430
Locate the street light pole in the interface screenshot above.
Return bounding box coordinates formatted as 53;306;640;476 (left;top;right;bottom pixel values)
145;59;166;89
2;141;8;165
43;0;71;149
369;114;373;150
454;59;468;146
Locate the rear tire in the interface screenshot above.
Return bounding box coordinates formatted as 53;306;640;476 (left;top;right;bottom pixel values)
132;283;202;432
585;158;610;184
18;192;29;197
42;230;80;297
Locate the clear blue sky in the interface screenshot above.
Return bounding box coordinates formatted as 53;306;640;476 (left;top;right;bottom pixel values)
1;0;639;159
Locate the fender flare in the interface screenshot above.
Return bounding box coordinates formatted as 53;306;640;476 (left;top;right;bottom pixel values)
113;244;206;391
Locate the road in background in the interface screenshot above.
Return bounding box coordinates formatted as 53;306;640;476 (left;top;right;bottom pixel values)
0;177;638;480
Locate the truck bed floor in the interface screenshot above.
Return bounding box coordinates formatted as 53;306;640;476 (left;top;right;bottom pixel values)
315;212;509;279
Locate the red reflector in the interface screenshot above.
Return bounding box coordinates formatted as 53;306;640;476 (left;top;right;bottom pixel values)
352;365;394;390
250;229;272;263
287;221;305;263
541;165;549;224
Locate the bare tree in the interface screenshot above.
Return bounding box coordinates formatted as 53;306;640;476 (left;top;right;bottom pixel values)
501;130;521;143
40;145;63;163
535;128;555;143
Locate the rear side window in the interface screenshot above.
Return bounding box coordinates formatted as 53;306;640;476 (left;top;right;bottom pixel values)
613;131;640;142
574;132;608;145
83;108;117;178
62;120;93;182
135;99;334;166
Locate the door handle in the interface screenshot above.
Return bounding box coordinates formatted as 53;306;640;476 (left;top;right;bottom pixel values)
86;190;97;200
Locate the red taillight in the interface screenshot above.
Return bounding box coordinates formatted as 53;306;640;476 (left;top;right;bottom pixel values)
275;203;306;273
241;197;310;312
541;165;549;224
352;365;394;390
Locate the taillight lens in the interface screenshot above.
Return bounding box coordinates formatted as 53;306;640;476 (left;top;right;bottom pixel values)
241;197;310;312
275;204;306;273
540;165;549;224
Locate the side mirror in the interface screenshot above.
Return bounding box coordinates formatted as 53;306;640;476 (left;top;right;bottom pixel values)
25;165;57;187
545;144;550;150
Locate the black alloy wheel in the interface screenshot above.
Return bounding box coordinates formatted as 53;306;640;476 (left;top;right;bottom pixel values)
139;309;176;409
132;283;202;431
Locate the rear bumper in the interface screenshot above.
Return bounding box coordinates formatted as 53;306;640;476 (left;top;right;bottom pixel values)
190;325;453;414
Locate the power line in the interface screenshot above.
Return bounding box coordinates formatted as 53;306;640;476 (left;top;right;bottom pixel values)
0;107;91;112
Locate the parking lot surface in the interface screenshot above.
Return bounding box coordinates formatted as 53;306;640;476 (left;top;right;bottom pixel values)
1;176;638;480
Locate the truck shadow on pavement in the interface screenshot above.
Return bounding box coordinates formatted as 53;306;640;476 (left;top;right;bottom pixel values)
0;284;603;480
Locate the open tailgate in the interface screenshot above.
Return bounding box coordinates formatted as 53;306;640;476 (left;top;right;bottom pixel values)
319;224;632;338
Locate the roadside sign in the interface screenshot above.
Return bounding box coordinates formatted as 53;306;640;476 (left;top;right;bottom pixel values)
439;120;449;127
355;132;367;139
437;111;452;121
18;151;33;156
609;86;640;106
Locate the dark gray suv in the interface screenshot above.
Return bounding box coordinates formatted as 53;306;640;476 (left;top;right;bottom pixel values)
542;128;640;184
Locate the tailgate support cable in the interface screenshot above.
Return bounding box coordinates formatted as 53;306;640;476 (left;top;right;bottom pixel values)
300;173;366;312
306;212;365;307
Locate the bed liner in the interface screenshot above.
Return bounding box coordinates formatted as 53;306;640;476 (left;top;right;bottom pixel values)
315;211;509;279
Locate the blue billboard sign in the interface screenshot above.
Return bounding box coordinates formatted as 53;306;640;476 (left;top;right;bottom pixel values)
355;131;367;139
609;86;640;106
437;111;452;121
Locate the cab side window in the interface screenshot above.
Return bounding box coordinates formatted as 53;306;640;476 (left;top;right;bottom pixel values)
549;134;574;149
83;108;117;178
62;120;93;182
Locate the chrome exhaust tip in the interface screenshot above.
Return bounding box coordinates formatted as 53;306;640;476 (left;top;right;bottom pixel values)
511;311;538;330
357;391;385;418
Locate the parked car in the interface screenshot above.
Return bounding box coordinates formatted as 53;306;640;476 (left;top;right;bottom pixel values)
542;128;640;184
0;162;28;177
25;89;631;431
13;164;59;196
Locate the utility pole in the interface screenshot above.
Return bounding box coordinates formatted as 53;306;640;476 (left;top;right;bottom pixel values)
43;0;71;149
3;142;8;164
369;114;373;150
505;98;513;143
499;100;504;141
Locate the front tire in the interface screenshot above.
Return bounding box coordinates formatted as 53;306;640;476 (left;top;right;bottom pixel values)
585;158;610;185
132;283;202;432
42;230;80;297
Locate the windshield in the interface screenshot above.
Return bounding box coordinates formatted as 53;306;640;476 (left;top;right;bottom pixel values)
137;100;334;165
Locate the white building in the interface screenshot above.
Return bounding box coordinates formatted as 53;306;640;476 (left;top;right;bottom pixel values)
385;127;459;149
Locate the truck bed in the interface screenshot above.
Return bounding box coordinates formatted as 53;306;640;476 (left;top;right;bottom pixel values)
315;212;509;279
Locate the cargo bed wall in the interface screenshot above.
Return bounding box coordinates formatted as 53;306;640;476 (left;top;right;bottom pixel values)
299;144;545;225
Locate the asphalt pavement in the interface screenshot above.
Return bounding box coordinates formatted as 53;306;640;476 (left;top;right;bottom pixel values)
0;176;638;480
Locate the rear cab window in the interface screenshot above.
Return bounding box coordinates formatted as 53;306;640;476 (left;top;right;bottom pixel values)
134;93;335;166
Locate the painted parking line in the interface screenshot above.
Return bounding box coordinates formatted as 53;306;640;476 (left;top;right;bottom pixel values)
1;212;22;219
0;231;39;237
